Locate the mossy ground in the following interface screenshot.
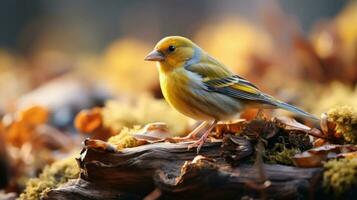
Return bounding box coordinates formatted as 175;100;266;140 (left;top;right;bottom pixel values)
327;106;357;144
264;142;301;165
323;157;357;196
18;157;79;200
263;131;311;165
107;126;142;149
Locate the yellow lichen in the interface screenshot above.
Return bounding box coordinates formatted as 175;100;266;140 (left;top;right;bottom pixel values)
107;126;143;149
323;157;357;195
327;105;357;144
18;157;79;200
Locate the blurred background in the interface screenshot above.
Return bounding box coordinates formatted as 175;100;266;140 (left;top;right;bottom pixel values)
1;0;357;198
0;0;355;111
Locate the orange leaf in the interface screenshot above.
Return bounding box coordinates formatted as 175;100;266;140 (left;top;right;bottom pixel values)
74;108;102;133
18;105;49;125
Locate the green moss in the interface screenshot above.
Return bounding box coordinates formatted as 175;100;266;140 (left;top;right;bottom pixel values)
18;157;79;200
327;106;357;144
323;157;357;196
264;142;301;165
241;119;311;165
263;130;310;165
107;126;142;149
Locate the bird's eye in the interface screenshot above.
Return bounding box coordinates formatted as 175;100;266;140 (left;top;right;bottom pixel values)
168;45;176;52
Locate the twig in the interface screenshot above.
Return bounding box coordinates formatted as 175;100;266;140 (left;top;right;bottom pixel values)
245;139;271;200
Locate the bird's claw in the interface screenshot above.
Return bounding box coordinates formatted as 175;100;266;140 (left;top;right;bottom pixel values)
187;137;208;154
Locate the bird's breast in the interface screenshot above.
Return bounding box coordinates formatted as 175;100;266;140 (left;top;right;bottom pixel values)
159;68;242;121
159;69;195;115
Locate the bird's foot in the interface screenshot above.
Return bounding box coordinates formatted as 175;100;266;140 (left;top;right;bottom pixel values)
187;133;209;154
187;120;217;154
165;120;217;154
164;130;203;143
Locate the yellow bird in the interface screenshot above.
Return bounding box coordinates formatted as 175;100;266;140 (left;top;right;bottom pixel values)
145;36;317;152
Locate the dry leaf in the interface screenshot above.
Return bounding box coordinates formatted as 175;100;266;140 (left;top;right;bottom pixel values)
241;119;278;140
320;112;336;138
313;138;327;147
275;116;326;139
84;138;116;152
74;107;103;133
293;144;357;167
274;116;311;131
132;122;170;142
338;151;357;159
17;105;49;126
215;119;246;137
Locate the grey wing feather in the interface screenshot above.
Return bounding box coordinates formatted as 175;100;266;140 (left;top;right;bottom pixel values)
204;75;273;103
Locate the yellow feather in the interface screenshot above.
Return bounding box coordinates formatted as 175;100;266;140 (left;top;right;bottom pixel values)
230;83;258;94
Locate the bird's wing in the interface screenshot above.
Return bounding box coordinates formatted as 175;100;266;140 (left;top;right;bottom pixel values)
184;55;233;79
185;56;273;103
203;75;273;102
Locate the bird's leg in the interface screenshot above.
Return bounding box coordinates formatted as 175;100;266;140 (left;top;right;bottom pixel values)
188;120;217;153
182;121;209;139
165;121;209;143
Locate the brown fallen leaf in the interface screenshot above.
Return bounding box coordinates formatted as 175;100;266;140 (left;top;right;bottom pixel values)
75;107;103;134
274;116;326;139
241;119;278;140
132;122;171;142
320;112;336;138
215;119;246;137
2;106;51;147
84;138;117;153
338;151;357;159
239;109;260;121
274;116;311;131
312;138;327;147
4;120;33;147
17;105;49;126
293;144;357;167
75;107;116;140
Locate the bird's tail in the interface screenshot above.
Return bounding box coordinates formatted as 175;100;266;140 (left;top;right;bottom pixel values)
262;93;318;120
271;99;319;120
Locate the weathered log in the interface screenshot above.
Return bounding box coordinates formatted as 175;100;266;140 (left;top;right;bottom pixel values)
45;137;323;200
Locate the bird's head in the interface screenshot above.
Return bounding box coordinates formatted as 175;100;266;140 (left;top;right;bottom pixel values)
145;36;200;70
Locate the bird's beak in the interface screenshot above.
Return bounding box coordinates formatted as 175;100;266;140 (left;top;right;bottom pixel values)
144;50;165;61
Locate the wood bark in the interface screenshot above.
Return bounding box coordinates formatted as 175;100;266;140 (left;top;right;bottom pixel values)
45;137;323;200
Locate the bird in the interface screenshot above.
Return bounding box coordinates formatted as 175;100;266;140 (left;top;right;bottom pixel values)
144;36;318;152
